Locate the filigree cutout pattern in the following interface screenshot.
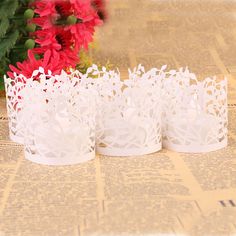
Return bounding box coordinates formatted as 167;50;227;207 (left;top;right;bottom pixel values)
20;68;96;165
4;74;26;144
162;68;228;153
83;64;163;156
5;65;228;158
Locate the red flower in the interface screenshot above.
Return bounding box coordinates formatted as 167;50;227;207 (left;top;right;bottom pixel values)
66;21;97;50
33;29;62;51
32;0;103;50
32;28;79;68
92;0;108;21
68;0;102;49
33;0;58;17
30;0;58;29
31;16;54;30
54;0;74;17
17;0;107;78
31;0;73;28
8;50;64;79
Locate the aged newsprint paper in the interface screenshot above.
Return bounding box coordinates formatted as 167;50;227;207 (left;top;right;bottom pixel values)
0;0;236;235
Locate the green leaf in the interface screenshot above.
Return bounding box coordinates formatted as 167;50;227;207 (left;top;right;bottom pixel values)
19;0;31;5
0;0;19;18
0;80;5;91
0;18;10;38
0;30;19;59
9;47;27;65
0;56;9;80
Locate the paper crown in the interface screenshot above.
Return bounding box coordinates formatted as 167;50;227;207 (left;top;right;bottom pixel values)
20;68;96;165
162;68;228;153
4;74;26;144
83;64;163;156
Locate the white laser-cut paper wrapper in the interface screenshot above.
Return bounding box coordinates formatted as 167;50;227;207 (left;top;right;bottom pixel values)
4;74;26;144
20;68;96;165
84;65;163;156
162;68;228;153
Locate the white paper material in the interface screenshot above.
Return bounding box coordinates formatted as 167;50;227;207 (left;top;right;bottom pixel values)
162;68;228;153
4;74;26;144
84;65;163;156
20;69;96;165
4;66;228;157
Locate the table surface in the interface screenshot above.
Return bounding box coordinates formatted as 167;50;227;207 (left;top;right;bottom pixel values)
1;1;236;235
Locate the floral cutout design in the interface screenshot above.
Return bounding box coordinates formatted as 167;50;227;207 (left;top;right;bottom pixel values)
8;68;96;165
82;64;164;156
4;74;26;144
162;68;228;153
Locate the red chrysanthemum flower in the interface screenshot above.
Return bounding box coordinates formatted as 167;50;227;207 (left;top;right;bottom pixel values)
18;0;107;78
31;0;103;49
31;0;73;28
30;0;59;29
92;0;108;21
54;0;74;18
67;0;102;49
7;50;64;79
32;28;79;68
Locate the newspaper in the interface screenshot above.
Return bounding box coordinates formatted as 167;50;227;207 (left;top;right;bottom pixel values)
1;0;236;235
